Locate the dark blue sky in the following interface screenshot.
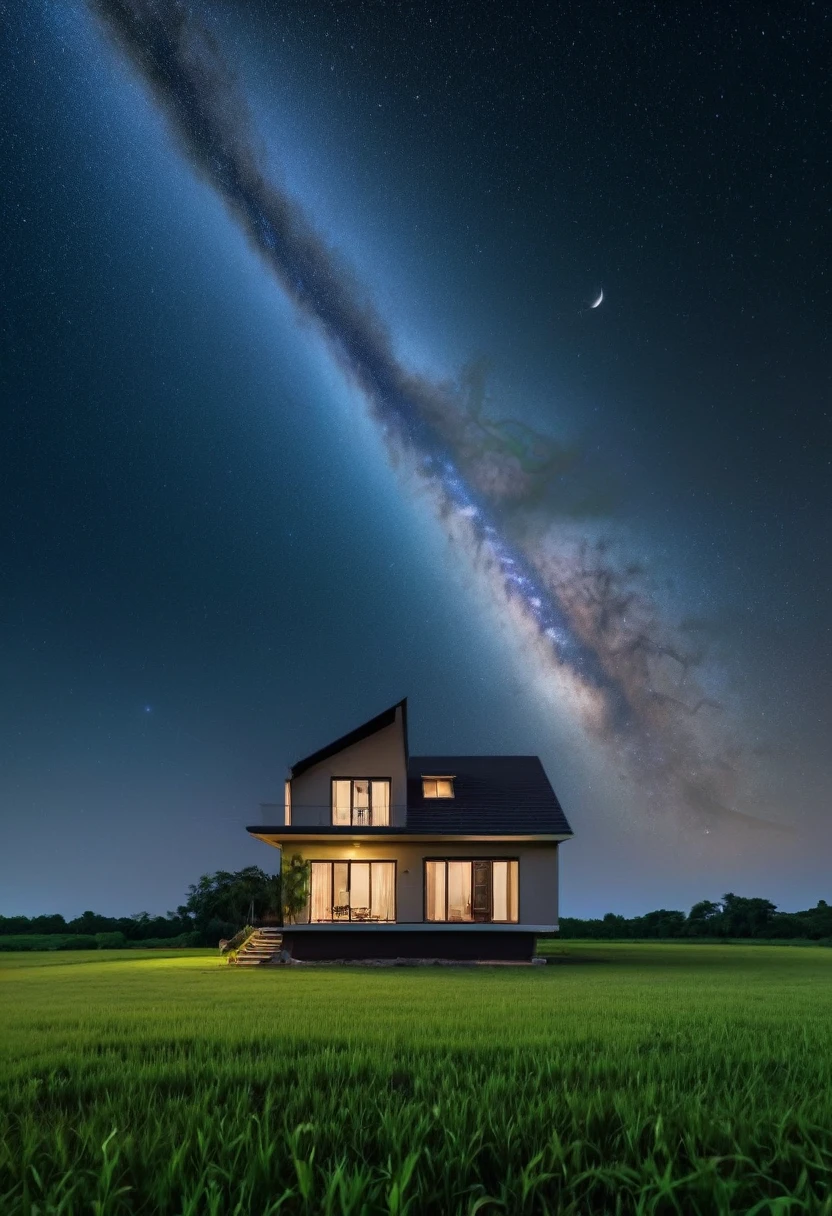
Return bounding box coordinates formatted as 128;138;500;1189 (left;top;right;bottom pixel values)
1;0;829;918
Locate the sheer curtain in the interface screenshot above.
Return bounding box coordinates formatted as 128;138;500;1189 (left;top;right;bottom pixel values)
333;862;349;920
332;781;351;825
492;861;509;921
508;860;519;922
425;861;445;921
371;781;390;826
370;862;395;921
447;862;472;922
350;862;371;917
310;862;331;921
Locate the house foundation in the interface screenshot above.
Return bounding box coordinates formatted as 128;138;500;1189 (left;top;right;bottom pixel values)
282;928;538;961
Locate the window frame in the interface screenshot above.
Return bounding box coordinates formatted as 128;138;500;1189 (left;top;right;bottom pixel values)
422;858;520;924
421;775;455;799
330;777;392;827
308;859;398;923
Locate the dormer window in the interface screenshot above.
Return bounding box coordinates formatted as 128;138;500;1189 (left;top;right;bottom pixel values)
422;776;454;799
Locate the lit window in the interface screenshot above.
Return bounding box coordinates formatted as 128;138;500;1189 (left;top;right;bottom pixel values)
331;779;390;826
309;860;396;922
425;860;518;923
422;776;454;798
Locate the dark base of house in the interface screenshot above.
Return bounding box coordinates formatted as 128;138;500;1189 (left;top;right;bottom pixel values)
282;929;538;962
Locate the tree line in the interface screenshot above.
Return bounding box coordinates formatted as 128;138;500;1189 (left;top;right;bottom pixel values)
2;874;830;948
0;866;283;949
560;893;832;941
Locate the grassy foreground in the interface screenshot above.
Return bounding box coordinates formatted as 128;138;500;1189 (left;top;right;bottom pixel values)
1;944;831;1214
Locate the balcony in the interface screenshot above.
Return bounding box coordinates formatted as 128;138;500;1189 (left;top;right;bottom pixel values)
257;802;391;829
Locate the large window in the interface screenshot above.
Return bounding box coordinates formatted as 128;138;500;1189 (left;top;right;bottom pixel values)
310;860;396;922
425;860;519;923
332;779;391;827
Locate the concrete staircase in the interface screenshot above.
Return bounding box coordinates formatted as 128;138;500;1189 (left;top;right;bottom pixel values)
232;927;283;966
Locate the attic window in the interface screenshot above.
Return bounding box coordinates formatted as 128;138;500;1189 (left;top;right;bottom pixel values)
422;776;454;799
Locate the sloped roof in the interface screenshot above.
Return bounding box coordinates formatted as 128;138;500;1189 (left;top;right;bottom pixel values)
290;698;408;778
406;755;572;836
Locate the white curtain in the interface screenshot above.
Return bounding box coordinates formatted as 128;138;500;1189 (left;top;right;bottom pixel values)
425;861;446;921
447;862;472;922
508;860;519;923
333;862;349;919
370;862;395;921
371;781;390;826
332;781;351;825
310;862;331;921
492;861;509;922
349;862;371;917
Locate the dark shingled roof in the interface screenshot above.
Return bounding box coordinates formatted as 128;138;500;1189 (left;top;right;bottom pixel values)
407;756;572;836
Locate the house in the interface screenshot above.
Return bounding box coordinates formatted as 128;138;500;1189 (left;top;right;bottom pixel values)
247;699;572;961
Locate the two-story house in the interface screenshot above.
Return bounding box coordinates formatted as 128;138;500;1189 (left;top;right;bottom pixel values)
247;698;572;961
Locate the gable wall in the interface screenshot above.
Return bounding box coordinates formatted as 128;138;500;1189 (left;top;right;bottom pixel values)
290;710;407;827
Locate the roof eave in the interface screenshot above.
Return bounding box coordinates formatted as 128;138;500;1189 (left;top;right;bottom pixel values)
247;826;572;844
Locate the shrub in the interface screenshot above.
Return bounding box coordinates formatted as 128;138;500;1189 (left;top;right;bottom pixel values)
57;935;98;950
95;932;127;949
0;935;90;951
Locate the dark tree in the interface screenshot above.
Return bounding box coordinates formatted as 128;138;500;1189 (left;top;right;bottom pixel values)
179;866;281;943
686;900;723;935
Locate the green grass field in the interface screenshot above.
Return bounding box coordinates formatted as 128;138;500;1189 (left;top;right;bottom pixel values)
2;944;831;1214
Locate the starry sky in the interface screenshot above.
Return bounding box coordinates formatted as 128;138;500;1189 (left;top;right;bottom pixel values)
2;0;829;919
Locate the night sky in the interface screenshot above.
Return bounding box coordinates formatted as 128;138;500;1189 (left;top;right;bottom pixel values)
2;0;829;920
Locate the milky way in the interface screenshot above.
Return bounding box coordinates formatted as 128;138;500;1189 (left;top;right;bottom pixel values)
89;0;779;836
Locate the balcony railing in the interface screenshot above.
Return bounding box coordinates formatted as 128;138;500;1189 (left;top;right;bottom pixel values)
258;803;394;827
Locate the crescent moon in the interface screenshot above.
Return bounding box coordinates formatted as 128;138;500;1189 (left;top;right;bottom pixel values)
590;288;604;309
